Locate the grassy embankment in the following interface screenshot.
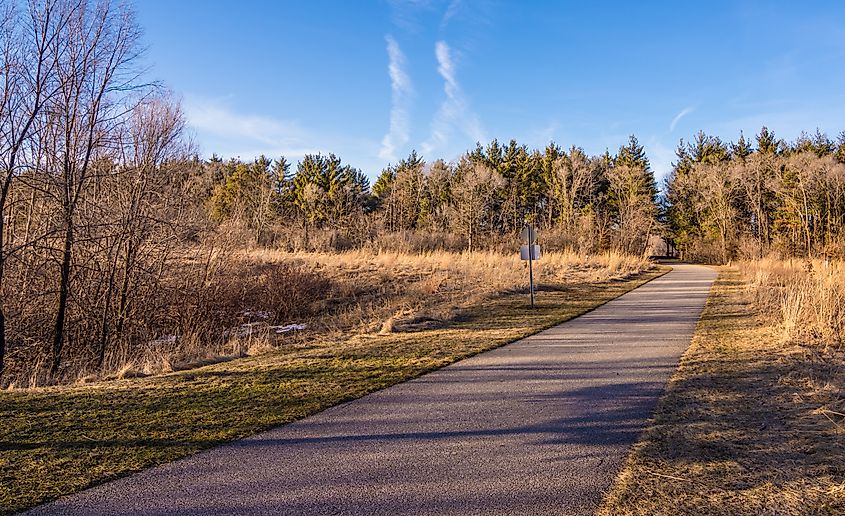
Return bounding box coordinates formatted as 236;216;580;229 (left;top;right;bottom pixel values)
1;252;666;514
600;264;845;515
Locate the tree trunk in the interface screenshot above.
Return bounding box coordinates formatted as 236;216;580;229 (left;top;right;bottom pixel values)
51;223;73;375
0;179;12;375
0;305;6;376
114;262;131;348
97;286;114;369
97;243;124;369
0;227;5;376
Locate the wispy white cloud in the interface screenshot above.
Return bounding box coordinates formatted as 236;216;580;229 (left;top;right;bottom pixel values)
422;40;485;155
379;36;413;162
184;95;316;159
387;0;436;33
436;41;456;91
669;106;695;132
440;0;462;28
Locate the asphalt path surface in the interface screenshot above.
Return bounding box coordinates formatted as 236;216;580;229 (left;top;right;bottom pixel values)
28;264;716;515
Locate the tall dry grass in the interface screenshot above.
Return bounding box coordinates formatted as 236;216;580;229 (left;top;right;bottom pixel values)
740;257;845;348
4;247;650;388
245;248;650;334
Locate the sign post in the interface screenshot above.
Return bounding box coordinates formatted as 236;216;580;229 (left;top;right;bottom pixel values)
519;224;540;308
528;231;534;309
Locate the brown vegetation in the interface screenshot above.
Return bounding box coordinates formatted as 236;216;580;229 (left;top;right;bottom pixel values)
1;243;332;387
248;248;651;332
3;247;649;387
740;258;845;349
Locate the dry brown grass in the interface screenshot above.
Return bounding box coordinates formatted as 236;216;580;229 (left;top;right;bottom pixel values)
599;266;845;515
243;248;650;334
2;248;649;389
739;257;845;349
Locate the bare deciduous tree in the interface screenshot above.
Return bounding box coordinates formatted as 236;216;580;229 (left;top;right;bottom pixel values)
42;0;143;373
0;0;70;373
549;146;594;231
607;164;657;255
450;159;504;252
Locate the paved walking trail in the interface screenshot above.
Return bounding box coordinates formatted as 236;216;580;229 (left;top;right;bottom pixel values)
30;264;716;515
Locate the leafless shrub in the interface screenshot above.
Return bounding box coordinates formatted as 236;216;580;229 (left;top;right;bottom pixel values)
1;245;331;387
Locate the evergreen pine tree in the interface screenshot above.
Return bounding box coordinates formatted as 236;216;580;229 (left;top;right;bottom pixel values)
731;132;752;161
756;126;780;155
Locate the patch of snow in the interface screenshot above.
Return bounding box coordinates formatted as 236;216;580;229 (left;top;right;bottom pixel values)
242;310;272;320
233;322;265;338
269;323;307;334
148;335;178;346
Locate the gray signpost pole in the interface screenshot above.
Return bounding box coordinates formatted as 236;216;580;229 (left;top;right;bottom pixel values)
520;222;539;309
528;223;535;309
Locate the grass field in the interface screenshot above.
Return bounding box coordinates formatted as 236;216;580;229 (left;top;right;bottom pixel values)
2;248;652;388
0;263;666;514
599;267;845;515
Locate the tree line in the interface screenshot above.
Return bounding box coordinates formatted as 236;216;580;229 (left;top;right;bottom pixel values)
208;136;659;256
665;128;845;262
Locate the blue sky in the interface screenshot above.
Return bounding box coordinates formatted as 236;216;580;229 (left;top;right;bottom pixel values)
135;0;845;182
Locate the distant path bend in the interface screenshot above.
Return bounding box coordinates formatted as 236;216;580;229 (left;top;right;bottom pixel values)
29;264;717;516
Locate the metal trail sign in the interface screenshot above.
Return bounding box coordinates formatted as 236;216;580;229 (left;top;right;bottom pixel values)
519;225;538;245
519;224;540;308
